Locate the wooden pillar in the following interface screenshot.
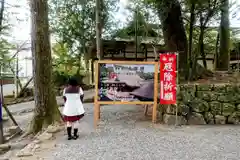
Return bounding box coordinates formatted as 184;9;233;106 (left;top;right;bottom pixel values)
111;50;114;58
91;58;95;84
144;44;148;61
152;62;158;123
123;44;126;59
94;61;100;128
89;59;92;85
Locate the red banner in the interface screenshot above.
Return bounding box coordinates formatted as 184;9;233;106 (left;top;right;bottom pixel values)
159;53;177;104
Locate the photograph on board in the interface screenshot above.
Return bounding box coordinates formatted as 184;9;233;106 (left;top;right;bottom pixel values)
98;63;155;102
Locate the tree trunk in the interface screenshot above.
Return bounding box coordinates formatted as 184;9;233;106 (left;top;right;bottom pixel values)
214;31;220;70
30;0;60;133
156;0;188;79
95;0;103;60
188;2;195;80
216;0;230;70
199;27;207;68
0;0;4;33
91;59;94;84
0;0;5;145
84;54;90;84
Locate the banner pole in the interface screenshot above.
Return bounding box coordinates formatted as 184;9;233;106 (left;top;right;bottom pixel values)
175;52;179;126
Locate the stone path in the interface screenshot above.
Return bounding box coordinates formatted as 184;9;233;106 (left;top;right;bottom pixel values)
2;89;95;136
5;89;94;114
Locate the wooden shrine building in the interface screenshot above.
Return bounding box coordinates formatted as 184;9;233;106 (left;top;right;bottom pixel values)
85;37;164;84
88;37;165;61
86;37;240;84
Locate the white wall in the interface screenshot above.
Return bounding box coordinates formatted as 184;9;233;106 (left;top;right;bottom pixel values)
18;51;32;78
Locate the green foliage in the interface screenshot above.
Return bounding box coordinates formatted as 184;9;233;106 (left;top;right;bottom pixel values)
52;71;69;86
52;41;87;76
52;42;87;86
49;0;118;54
0;38;11;59
49;0;236;74
112;11;159;38
185;27;218;54
0;37;14;72
49;0;119;78
52;42;75;70
0;0;16;73
49;0;94;53
52;70;85;87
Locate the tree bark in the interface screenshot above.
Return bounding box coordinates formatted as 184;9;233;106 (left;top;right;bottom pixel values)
156;0;188;79
199;27;207;68
95;0;102;60
0;0;5;145
214;31;220;70
188;1;195;80
30;0;60;133
84;55;90;84
216;0;230;70
0;0;4;32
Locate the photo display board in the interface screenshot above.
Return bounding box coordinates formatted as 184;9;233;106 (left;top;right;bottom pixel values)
96;61;158;103
94;60;159;127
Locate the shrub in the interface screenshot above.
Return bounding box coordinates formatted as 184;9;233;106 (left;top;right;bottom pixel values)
52;70;85;87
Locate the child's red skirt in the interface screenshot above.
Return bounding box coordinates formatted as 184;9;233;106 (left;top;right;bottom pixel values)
63;114;84;122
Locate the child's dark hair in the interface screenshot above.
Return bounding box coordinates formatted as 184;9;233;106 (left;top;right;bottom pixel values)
68;77;78;86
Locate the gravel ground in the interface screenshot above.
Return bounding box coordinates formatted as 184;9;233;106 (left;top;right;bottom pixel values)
4;89;94;114
3;89;240;160
40;104;240;160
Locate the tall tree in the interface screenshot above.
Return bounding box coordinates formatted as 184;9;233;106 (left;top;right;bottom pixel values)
0;0;4;32
0;0;11;70
49;0;117;68
96;0;102;59
156;0;189;78
194;0;220;69
186;0;196;80
141;0;217;79
216;0;230;70
0;0;5;145
30;0;60;133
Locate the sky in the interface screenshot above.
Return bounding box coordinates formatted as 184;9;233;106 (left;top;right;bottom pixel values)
7;0;239;43
4;0;240;77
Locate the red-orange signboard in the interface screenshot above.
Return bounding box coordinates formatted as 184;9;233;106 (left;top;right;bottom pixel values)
159;53;177;104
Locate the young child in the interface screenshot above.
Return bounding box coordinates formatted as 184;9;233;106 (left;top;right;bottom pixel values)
62;77;84;140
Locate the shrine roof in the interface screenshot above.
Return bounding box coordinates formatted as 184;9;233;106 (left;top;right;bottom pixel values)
88;37;164;49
